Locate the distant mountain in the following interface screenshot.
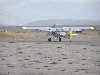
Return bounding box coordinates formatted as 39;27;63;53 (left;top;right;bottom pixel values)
0;24;9;26
25;19;100;26
0;24;4;26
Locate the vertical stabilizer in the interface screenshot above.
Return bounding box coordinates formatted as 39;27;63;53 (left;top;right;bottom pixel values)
70;28;72;39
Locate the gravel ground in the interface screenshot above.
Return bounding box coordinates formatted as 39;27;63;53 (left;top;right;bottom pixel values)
0;32;100;75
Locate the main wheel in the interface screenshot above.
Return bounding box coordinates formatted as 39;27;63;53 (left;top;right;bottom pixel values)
59;37;61;42
48;38;51;42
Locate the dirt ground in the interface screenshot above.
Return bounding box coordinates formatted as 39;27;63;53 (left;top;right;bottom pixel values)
0;32;100;75
0;32;39;39
0;31;100;39
82;31;100;35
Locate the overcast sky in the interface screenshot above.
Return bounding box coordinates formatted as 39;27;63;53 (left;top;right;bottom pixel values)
0;0;100;25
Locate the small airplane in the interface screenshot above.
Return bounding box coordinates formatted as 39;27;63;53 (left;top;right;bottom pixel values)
22;25;94;42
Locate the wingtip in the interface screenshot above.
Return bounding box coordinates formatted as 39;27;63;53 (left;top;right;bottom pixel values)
90;27;94;29
22;27;26;29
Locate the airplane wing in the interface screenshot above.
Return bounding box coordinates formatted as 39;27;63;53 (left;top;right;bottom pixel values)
62;27;94;31
22;27;58;32
22;26;94;32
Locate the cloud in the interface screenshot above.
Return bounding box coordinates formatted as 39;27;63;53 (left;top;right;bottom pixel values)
0;0;10;3
29;0;40;2
0;0;100;3
30;0;100;3
66;0;100;3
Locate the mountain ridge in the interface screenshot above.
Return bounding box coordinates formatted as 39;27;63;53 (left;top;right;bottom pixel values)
25;19;100;26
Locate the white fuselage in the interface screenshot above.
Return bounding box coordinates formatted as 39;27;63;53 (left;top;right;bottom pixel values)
51;29;69;38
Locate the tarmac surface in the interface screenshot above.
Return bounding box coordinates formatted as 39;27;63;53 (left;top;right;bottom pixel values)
0;32;100;75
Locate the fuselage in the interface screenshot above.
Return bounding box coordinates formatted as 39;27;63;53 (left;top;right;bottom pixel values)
51;28;69;38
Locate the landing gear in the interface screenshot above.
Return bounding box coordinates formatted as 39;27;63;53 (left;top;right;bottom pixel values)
48;37;62;42
48;38;51;42
59;37;61;42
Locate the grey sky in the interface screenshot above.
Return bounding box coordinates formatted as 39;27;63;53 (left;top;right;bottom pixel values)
0;0;100;25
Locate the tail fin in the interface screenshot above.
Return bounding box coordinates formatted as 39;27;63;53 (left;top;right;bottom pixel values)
70;28;72;39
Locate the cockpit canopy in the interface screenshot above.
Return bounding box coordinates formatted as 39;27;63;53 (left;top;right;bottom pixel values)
56;29;64;32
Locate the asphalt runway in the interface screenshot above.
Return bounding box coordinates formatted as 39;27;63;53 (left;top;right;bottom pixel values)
0;32;100;75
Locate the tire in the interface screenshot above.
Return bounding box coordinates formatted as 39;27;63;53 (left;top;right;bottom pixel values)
48;38;51;42
59;37;61;42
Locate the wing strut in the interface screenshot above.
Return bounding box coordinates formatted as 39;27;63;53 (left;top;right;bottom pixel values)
70;28;72;39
